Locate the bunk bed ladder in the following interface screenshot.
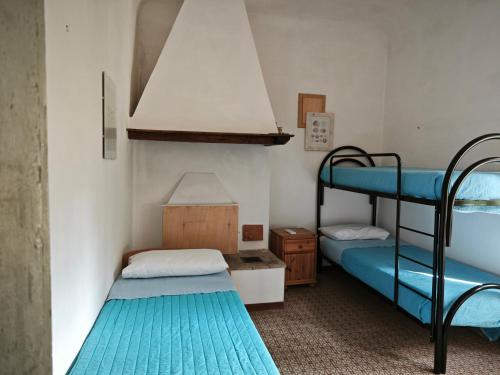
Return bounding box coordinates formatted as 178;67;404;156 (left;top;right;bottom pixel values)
395;206;440;341
390;156;403;310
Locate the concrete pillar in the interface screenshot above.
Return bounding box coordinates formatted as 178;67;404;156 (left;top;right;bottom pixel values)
0;1;52;374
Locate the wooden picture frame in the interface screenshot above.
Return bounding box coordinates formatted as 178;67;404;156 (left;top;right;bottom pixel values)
297;93;326;128
242;224;264;241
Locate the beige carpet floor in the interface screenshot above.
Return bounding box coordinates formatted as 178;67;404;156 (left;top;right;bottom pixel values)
249;268;500;375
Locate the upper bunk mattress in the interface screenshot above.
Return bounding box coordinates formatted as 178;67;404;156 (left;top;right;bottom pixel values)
320;166;500;203
320;236;500;340
69;272;279;375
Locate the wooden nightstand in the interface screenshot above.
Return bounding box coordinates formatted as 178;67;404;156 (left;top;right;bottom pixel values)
269;228;317;286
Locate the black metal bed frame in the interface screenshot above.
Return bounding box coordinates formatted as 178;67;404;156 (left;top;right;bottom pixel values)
315;134;500;374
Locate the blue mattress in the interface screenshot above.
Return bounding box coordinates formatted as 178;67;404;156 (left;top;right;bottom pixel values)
69;290;278;374
320;237;500;340
320;166;500;204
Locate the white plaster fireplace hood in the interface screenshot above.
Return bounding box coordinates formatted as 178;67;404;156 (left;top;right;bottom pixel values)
127;0;292;145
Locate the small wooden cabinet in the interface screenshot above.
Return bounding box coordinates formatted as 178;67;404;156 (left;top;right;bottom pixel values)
269;228;317;286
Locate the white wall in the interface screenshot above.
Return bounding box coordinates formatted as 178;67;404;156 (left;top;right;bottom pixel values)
380;0;500;275
131;142;270;250
45;0;137;373
246;0;390;230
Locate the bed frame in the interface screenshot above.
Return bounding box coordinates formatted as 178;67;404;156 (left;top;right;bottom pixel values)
316;133;500;374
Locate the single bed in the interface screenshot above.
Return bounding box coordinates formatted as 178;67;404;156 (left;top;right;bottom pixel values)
68;270;279;375
320;166;500;212
320;236;500;340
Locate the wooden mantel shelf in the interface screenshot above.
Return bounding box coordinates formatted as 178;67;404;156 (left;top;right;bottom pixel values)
126;129;293;146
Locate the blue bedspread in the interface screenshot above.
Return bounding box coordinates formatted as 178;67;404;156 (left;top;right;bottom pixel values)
320;167;500;211
69;291;279;374
324;238;500;339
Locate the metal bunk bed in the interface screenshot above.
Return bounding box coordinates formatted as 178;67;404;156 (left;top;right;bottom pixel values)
315;133;500;374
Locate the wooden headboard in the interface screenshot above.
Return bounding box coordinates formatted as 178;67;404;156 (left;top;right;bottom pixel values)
162;204;238;254
123;204;238;268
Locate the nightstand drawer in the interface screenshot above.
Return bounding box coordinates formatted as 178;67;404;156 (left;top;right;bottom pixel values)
284;238;315;253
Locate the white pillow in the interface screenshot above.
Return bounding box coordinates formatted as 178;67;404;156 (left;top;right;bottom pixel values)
122;249;228;278
320;224;389;241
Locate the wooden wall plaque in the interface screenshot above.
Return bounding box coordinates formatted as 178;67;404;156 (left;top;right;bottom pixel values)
297;93;326;128
162;205;238;254
242;225;264;241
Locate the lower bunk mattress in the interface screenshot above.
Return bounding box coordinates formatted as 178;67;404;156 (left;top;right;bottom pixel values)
320;236;500;340
69;272;279;375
